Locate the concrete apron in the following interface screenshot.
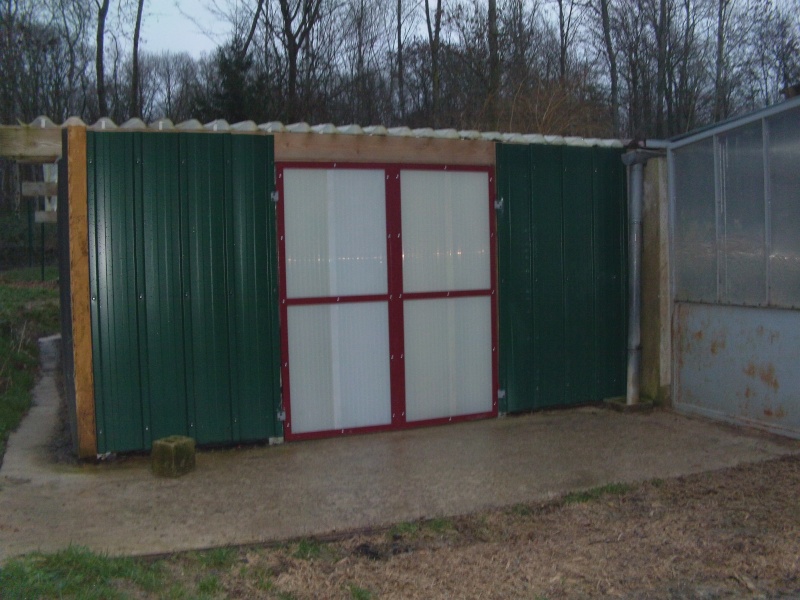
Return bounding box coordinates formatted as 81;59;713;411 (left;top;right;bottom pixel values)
1;370;798;563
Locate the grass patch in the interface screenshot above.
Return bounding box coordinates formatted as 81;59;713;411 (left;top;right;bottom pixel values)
197;573;220;594
0;266;60;462
0;265;59;283
348;583;373;599
293;538;323;559
195;546;238;570
389;521;419;538
563;482;634;505
425;517;455;533
0;545;164;599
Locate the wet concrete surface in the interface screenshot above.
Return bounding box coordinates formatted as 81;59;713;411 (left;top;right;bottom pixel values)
1;369;798;562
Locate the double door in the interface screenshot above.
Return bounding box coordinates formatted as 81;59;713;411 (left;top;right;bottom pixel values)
277;163;497;440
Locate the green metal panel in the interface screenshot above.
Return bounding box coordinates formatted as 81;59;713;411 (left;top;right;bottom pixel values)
497;143;627;412
562;147;595;405
530;145;566;409
87;131;281;453
229;135;280;440
88;132;145;453
592;148;628;397
184;134;234;444
496;144;534;414
140;133;188;441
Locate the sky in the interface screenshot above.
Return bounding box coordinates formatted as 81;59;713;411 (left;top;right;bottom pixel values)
140;0;230;58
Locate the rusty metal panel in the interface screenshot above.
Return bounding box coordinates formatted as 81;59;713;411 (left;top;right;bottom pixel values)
674;302;800;438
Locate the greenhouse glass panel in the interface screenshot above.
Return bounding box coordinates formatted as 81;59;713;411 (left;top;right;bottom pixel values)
768;108;800;308
673;138;717;302
720;122;765;305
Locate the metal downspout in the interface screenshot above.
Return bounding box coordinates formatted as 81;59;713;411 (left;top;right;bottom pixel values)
621;150;662;406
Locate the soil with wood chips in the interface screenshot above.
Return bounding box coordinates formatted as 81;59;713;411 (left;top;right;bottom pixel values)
181;454;800;599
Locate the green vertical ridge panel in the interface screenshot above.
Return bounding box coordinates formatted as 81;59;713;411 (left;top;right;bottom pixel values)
141;133;189;441
89;132;145;453
132;134;152;448
562;147;596;405
222;135;242;440
185;134;234;444
264;138;282;438
495;144;511;413
530;145;566;409
497;144;535;412
87;133;105;451
230;135;278;440
592;148;627;398
179;134;197;441
111;133;145;451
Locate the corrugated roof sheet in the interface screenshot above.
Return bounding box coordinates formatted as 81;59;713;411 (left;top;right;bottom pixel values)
21;115;626;148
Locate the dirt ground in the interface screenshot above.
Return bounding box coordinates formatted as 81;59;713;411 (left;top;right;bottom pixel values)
156;454;800;600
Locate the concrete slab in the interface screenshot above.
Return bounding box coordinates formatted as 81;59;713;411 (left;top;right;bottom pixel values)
1;369;798;562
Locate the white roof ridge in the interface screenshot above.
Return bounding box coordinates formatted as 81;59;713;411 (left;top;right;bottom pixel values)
7;115;628;147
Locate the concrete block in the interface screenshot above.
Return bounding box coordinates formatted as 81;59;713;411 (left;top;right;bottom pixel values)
37;334;61;373
151;436;196;477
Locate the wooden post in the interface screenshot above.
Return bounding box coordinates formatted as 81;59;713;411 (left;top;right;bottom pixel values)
66;126;96;458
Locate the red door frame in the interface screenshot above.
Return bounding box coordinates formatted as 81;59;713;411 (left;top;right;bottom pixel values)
276;162;498;441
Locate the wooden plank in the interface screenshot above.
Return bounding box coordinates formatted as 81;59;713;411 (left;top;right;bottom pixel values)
67;126;97;458
273;132;496;166
22;181;58;197
1;125;498;165
34;210;57;223
0;126;62;161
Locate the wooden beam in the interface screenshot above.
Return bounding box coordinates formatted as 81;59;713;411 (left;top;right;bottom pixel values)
22;181;58;197
273;132;496;166
66;126;96;458
0;126;61;161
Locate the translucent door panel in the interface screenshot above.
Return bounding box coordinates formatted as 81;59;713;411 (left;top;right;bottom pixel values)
284;168;387;298
287;302;391;434
404;297;493;422
401;170;491;293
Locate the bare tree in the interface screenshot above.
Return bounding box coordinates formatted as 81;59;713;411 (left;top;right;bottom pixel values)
424;0;444;125
397;0;405;119
95;0;111;115
487;0;499;125
130;0;144;116
600;1;618;129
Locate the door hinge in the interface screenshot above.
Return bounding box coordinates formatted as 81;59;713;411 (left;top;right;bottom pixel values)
277;408;286;422
271;191;279;203
494;197;504;211
497;389;506;400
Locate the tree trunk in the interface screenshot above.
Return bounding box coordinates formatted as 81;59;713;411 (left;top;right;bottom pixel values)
397;0;404;120
713;0;728;121
654;0;668;137
558;0;568;80
488;0;499;126
599;0;619;135
95;0;110;116
131;0;144;117
425;0;443;126
242;0;265;57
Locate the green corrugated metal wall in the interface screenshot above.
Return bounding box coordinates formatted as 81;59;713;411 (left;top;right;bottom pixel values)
87;131;281;453
496;144;627;412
